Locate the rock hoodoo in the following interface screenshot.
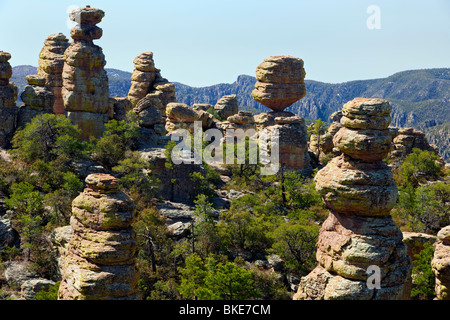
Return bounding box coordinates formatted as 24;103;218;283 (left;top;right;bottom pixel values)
37;33;69;114
0;51;18;148
294;97;412;300
251;56;311;172
128;52;176;134
251;56;306;112
214;94;238;120
62;6;110;139
58;173;139;300
431;225;450;300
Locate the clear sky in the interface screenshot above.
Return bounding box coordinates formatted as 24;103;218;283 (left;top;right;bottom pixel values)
1;0;449;87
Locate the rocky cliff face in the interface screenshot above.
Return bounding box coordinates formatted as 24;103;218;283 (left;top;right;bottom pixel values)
62;6;110;139
58;173;139;300
0;51;18;148
294;98;412;300
431;226;450;300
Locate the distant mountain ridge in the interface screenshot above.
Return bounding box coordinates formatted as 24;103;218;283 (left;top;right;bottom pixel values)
10;66;450;161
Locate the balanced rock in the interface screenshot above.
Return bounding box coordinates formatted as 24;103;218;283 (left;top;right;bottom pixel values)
0;51;18;148
62;6;109;139
431;226;450;300
214;94;238;120
58;173;139;300
252;56;306;111
37;33;69;114
295;97;412;300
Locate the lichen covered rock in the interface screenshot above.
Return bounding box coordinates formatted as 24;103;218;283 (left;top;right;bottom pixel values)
62;6;109;139
431;226;450;300
0;51;18;148
58;173;139;300
252;56;306;111
295;97;412;300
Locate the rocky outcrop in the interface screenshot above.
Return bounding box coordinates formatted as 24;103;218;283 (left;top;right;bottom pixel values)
62;6;110;139
37;33;69;114
250;56;311;173
58;173;139;300
17;75;54;128
251;56;306;112
389;127;441;164
128;52;176;133
0;51;18;148
402;232;436;262
164;102;214;134
431;225;450;300
255;112;311;173
214;94;238;120
0;217;19;251
294;97;412;300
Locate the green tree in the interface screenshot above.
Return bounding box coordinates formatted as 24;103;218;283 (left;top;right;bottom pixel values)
411;242;436;300
91;112;140;169
396;148;442;187
11;114;88;163
191;194;221;256
178;254;260;300
268;222;319;275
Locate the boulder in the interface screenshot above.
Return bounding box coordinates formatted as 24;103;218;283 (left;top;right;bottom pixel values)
21;278;55;300
214;94;238;120
431;225;450;300
252;56;306;111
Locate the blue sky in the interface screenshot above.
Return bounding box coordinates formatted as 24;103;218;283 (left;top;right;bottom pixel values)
1;0;449;87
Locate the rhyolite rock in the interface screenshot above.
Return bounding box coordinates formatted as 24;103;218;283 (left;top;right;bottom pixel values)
58;173;139;300
17;75;54;128
431;225;450;300
0;51;18;148
214;94;238;120
294;97;412;300
128;52;177;135
37;33;69;114
62;6;110;139
252;56;306;112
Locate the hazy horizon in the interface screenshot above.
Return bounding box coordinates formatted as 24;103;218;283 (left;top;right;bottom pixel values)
1;0;449;87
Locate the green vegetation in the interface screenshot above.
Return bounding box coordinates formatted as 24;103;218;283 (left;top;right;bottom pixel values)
1;111;448;300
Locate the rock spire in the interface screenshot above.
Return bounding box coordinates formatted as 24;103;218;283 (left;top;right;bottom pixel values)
58;173;139;300
62;6;110;139
294;97;412;300
37;33;69;114
0;51;18;148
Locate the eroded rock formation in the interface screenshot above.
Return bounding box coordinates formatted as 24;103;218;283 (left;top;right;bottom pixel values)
62;6;110;139
128;52;176;134
214;94;238;120
17;75;54;128
431;225;450;300
294;97;412;300
58;173;139;300
251;56;311;172
390;127;441;164
251;56;306;112
0;51;18;148
37;33;69;114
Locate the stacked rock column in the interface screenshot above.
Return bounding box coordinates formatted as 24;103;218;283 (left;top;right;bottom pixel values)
37;33;69;114
0;51;18;148
251;56;311;173
58;173;139;300
128;52;176;136
431;226;450;300
294;97;412;300
62;6;110;139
